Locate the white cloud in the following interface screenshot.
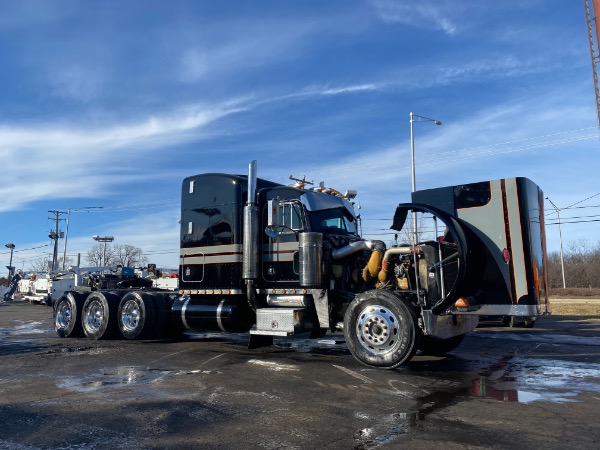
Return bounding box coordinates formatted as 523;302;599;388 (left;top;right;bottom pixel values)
308;84;382;96
368;0;460;35
0;99;248;212
176;20;317;84
77;208;181;268
0;80;390;214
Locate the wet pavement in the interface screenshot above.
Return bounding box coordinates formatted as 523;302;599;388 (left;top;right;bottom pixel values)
0;301;599;449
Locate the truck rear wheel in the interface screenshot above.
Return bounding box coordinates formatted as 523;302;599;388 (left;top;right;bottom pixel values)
118;291;157;339
82;291;121;340
344;290;419;369
54;292;87;338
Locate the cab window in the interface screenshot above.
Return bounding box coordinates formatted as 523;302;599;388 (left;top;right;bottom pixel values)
278;202;304;232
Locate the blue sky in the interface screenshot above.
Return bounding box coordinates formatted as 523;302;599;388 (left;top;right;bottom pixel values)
0;0;598;273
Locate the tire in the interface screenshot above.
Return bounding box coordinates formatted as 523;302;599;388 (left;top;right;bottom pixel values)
117;291;157;339
81;291;121;339
343;290;419;369
418;334;465;356
54;291;87;338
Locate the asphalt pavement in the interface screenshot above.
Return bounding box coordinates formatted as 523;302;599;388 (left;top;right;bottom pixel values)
1;300;599;449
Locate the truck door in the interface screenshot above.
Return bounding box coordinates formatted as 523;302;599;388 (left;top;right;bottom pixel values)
262;200;305;283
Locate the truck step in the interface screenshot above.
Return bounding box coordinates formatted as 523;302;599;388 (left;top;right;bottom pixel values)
251;308;311;336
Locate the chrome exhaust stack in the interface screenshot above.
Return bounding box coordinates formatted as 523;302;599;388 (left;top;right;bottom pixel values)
243;161;259;308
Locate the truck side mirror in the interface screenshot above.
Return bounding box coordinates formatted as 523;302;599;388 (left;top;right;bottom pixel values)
265;199;282;238
265;199;305;237
267;199;281;227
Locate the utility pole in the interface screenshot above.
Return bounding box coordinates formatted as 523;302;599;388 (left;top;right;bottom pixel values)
545;197;566;289
61;206;103;270
48;210;66;273
584;0;600;127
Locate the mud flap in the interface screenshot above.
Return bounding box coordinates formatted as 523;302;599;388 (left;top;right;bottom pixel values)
248;334;274;349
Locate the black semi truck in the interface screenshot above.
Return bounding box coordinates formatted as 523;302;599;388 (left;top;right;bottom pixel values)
54;161;548;369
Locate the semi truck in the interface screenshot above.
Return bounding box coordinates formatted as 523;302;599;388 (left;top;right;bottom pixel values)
54;161;548;369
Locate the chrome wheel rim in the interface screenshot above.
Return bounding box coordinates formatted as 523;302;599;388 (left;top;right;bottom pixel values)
55;301;71;330
84;299;105;333
121;299;140;332
356;304;401;355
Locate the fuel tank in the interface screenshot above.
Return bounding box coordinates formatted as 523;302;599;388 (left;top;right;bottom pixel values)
171;296;254;333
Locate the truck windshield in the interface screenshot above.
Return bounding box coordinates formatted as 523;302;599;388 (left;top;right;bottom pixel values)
307;208;358;235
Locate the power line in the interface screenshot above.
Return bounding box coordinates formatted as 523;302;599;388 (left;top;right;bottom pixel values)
101;199;180;212
560;204;600;210
546;218;600;225
565;192;600;209
296;128;598;183
0;244;52;256
420;133;598;166
545;194;600;217
554;213;600;220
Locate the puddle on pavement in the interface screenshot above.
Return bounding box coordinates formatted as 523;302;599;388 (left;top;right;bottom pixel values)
472;330;600;347
59;366;173;393
470;356;600;404
186;331;600;409
11;321;47;335
0;321;49;338
354;355;600;449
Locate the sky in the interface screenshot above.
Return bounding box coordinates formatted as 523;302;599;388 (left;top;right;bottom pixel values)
0;0;598;274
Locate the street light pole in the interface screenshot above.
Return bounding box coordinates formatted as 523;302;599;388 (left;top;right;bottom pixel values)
5;243;15;279
409;112;442;302
546;197;566;289
409;112;443;195
92;235;114;268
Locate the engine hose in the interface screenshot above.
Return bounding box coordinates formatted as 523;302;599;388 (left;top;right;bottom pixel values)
362;240;386;282
378;246;415;284
391;203;485;314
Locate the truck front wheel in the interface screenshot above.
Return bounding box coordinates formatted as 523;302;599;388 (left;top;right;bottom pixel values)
344;290;419;369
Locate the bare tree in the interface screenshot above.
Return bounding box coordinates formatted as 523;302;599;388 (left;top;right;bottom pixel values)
546;252;563;289
86;243;117;267
30;257;52;273
547;239;600;289
565;238;592;288
86;243;146;268
113;244;147;268
30;256;75;273
396;216;431;245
